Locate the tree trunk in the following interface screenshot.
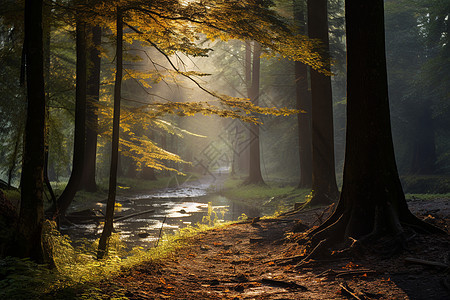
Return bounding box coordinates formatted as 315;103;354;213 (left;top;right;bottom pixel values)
125;156;138;178
14;0;46;261
409;100;436;174
308;0;442;249
43;3;56;207
81;25;102;192
235;41;253;176
307;0;339;204
246;41;265;185
142;166;157;181
98;8;122;259
53;18;87;217
294;0;312;189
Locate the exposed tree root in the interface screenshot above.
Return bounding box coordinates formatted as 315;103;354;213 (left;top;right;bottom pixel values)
296;200;447;263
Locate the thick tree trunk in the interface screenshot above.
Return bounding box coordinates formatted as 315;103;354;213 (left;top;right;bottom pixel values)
14;0;46;261
54;18;87;217
294;0;312;189
98;9;122;259
307;0;339;204
246;41;265;185
81;25;102;192
309;0;442;249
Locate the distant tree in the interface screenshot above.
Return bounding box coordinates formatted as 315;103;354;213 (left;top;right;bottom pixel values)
417;0;450;174
98;7;122;259
43;2;57;206
293;0;312;188
14;0;46;261
246;41;265;185
307;0;339;204
52;17;87;218
306;0;443;252
81;25;102;192
385;0;437;175
0;4;26;188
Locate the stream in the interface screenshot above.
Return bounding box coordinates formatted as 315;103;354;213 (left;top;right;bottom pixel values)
61;173;261;249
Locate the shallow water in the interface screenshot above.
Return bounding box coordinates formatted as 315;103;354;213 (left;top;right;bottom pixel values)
61;175;260;249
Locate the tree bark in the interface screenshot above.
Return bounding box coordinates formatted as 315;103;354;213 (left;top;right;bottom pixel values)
43;2;57;207
307;0;339;204
246;41;265;185
81;25;102;192
294;0;312;188
14;0;46;261
309;0;442;248
53;17;87;217
98;8;122;259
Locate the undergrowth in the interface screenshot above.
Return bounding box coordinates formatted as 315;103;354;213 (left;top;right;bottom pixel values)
0;208;220;300
220;178;311;215
406;193;450;200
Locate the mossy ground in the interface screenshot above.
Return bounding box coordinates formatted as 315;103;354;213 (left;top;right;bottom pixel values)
219;177;311;216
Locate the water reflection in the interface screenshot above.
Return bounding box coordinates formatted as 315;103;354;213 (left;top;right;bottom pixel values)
62;182;260;249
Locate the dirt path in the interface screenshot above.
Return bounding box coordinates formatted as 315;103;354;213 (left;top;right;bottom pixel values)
96;198;449;299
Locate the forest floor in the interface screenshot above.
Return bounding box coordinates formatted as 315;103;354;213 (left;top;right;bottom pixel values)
92;196;450;300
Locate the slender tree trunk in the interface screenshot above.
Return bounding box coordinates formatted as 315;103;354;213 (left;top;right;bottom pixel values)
308;0;442;248
53;18;87;217
236;41;252;175
43;3;56;206
14;0;46;261
98;8;122;259
246;42;265;185
307;0;339;204
81;25;102;192
294;0;312;188
245;41;252;95
230;125;238;176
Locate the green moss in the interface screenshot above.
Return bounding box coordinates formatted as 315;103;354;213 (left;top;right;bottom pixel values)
405;193;450;200
401;175;450;194
221;178;311;215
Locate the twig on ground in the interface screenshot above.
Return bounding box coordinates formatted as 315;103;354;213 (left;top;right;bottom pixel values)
317;269;376;279
339;282;364;300
268;254;305;265
260;278;308;291
296;239;327;268
155;216;167;248
404;257;449;269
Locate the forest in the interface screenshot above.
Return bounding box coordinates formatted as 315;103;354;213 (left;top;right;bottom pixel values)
0;0;449;299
